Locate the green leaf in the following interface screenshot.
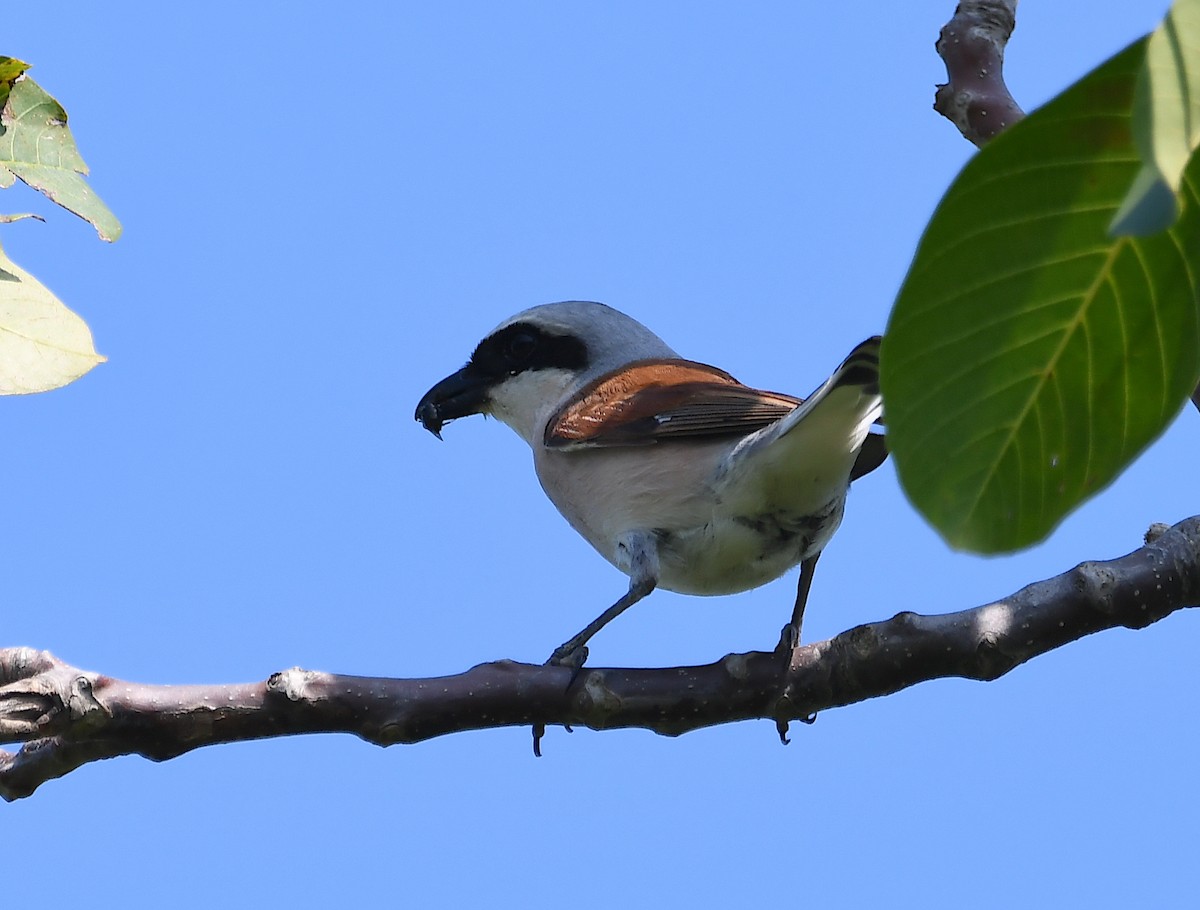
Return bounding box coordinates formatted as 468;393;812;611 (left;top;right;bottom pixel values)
0;238;105;393
0;76;122;241
882;39;1200;553
1111;0;1200;235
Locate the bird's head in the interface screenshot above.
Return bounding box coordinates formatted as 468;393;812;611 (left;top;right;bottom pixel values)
415;301;678;446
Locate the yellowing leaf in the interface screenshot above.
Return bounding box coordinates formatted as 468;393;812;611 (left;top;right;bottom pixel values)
0;57;30;84
0;239;104;394
0;56;29;110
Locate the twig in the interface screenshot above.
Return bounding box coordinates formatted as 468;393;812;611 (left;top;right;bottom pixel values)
934;0;1025;146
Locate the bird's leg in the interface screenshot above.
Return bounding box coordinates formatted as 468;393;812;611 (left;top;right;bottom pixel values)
534;535;659;755
778;552;821;653
547;575;657;667
546;530;660;668
772;552;824;744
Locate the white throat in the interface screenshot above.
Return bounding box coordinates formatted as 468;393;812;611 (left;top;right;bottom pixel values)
486;367;582;447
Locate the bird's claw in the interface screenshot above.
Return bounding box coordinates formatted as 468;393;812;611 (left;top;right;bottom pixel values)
546;643;589;671
775;716;791;745
531;644;588;756
773;621;817;743
773;701;817;746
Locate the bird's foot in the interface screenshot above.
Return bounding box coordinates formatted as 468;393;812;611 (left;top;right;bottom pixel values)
773;623;817;743
531;644;588;756
773;710;817;745
531;719;576;757
546;642;589;671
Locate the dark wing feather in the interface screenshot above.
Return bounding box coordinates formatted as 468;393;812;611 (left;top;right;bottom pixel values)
850;432;888;480
545;359;801;449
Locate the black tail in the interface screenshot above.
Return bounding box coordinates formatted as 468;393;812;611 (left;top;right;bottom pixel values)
833;335;881;395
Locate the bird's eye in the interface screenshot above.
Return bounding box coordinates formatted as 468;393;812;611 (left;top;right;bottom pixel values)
505;331;538;365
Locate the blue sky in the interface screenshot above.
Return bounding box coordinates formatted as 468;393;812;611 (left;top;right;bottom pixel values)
5;3;1196;907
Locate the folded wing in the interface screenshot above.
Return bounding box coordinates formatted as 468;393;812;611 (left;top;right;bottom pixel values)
545;337;883;457
544;359;803;449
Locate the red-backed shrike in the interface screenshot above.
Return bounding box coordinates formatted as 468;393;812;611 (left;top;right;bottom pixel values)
416;301;884;665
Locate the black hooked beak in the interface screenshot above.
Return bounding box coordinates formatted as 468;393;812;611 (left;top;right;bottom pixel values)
415;366;491;439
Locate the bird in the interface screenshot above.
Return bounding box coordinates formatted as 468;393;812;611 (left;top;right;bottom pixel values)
415;301;885;668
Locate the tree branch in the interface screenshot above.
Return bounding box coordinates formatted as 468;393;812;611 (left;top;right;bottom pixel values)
3;515;1197;801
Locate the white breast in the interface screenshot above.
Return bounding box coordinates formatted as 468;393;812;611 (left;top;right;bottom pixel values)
533;439;845;596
